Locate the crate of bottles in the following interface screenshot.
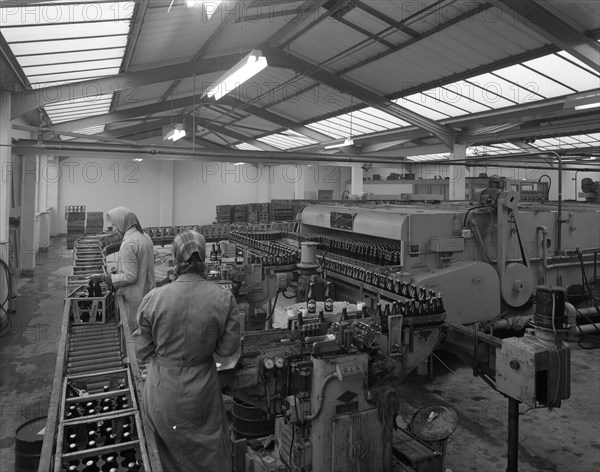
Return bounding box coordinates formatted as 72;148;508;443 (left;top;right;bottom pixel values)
65;276;109;299
56;409;148;471
67;285;114;324
61;369;136;419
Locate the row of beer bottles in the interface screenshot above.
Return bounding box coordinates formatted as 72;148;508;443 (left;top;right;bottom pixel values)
63;448;140;471
66;395;129;418
306;282;334;314
64;418;133;452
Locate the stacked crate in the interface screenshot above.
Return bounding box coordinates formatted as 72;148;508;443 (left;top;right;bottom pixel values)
269;202;296;222
247;204;259;224
66;206;86;249
258;203;270;224
232;204;248;223
216;205;232;225
85;212;104;235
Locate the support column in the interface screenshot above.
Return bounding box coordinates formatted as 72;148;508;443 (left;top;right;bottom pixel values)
350;165;364;197
159;160;173;226
294;165;305;200
0;90;10;246
46;156;59;236
449;143;467;201
20;155;38;276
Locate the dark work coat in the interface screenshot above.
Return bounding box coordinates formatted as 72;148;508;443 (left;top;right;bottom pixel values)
136;272;240;472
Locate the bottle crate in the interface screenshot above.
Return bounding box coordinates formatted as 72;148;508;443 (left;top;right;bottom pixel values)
65;276;108;298
61;369;136;420
56;410;148;471
67;286;114;324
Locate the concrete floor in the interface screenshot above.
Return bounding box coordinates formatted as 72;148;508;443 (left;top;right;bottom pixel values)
1;237;599;472
1;237;73;471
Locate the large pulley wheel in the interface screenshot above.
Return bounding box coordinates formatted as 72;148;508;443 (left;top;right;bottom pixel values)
501;263;534;308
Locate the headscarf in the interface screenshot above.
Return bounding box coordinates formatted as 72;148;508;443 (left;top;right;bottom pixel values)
172;230;206;265
107;207;142;235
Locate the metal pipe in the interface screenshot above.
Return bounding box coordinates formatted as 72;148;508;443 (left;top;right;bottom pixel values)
537;226;549;271
11;139;415;166
568;322;600;338
507;397;519;472
303;371;341;421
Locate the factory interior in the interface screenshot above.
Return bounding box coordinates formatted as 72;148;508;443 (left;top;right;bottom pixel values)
0;1;599;472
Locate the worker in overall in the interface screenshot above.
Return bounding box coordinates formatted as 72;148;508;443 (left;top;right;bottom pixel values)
135;230;240;472
90;207;155;333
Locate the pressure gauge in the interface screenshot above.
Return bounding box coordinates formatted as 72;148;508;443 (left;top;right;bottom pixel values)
263;358;275;370
274;357;285;369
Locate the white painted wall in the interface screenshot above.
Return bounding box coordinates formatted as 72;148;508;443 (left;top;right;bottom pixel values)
56;157;163;234
55;160;352;231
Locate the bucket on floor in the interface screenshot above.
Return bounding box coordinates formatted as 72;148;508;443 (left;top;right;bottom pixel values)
15;416;46;472
409;405;457;468
231;398;275;439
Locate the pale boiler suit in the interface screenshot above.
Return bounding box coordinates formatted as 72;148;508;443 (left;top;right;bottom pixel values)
107;207;155;332
136;273;240;472
111;227;155;331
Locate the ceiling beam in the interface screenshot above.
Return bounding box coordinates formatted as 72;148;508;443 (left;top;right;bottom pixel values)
266;48;456;148
192;118;280;151
51;92;211;132
218;96;332;142
492;0;600;72
10;51;252;119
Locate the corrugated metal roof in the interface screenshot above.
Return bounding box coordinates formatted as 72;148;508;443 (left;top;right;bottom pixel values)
542;0;600;32
289;17;372;67
345;11;547;95
128;3;222;70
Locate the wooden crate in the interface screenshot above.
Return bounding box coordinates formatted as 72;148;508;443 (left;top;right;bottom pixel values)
67;286;114;324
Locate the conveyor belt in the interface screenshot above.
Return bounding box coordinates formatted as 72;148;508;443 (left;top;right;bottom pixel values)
67;320;123;375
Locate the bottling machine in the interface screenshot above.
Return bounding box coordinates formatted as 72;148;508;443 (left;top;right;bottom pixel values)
41;178;598;472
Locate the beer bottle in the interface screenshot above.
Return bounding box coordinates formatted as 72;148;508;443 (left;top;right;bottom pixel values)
324;282;333;313
306;283;316;314
210;244;217;261
101;456;118;472
82;459;100;472
317;310;325;324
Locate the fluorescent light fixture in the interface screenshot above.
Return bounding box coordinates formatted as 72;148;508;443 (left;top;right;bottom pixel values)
234;162;245;166
324;138;354;149
564;91;600;110
202;50;268;101
133;158;143;162
163;124;186;142
574;102;600;110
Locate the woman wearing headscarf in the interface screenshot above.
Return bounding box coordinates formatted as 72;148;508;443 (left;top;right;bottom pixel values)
90;207;155;332
136;230;240;472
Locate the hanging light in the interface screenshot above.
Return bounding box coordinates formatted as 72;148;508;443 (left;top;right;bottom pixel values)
202;50;268;101
163;123;186;142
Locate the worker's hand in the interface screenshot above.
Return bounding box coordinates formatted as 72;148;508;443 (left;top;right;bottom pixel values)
88;274;106;285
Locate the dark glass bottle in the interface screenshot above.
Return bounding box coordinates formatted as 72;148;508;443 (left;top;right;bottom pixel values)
306;283;316;314
324;282;333;313
379;303;388;334
82;459;100;472
68;404;80;418
101;455;118;472
317;310;325;324
210;244;217;261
